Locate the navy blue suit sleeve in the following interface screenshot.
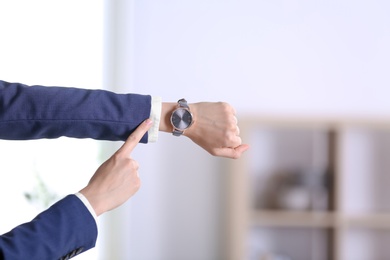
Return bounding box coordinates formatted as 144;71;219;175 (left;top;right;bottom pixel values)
0;195;98;260
0;80;151;142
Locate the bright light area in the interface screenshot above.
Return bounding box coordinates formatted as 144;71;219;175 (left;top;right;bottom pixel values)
0;1;104;259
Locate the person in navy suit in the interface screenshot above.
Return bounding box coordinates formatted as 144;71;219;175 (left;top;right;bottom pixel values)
0;80;249;259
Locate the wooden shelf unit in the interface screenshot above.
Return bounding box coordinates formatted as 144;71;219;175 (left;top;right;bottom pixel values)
225;116;390;260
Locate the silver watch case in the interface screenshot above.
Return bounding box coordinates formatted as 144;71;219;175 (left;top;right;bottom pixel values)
170;99;193;136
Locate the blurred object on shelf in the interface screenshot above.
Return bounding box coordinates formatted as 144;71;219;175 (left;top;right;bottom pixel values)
256;168;331;211
259;252;291;260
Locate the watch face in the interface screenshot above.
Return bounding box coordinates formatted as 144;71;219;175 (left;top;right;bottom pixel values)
171;108;193;130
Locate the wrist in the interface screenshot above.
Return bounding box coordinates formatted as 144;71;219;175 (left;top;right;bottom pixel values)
183;103;197;137
160;102;177;133
75;192;98;221
79;188;105;216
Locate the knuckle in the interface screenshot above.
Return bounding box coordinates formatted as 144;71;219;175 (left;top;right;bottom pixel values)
228;119;237;129
224;131;236;143
219;102;231;112
112;152;123;162
132;160;139;170
133;177;141;190
124;158;138;169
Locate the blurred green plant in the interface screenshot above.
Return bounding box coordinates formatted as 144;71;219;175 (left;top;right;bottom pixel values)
24;173;59;210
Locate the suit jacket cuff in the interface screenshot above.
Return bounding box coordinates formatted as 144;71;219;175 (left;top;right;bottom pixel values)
148;96;162;143
75;192;98;224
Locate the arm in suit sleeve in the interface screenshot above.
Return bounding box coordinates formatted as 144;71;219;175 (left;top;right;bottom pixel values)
0;195;98;260
0;80;152;142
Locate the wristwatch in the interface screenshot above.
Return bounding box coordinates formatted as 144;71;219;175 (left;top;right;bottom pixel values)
170;98;193;136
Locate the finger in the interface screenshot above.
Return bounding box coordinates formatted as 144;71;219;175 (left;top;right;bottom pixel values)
214;144;250;159
118;119;153;156
233;116;238;124
234;144;250;157
231;106;237;116
228;135;242;148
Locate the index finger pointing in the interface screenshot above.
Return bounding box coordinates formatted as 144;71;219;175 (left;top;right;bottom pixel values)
118;119;153;156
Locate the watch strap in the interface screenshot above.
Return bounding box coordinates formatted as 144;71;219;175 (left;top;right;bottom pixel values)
178;98;189;109
173;129;183;136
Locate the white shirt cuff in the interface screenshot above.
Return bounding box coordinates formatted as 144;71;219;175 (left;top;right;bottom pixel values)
148;96;162;143
75;192;98;224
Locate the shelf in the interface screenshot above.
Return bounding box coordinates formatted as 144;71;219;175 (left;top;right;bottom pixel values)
225;117;390;260
251;210;390;230
344;213;390;229
251;210;337;228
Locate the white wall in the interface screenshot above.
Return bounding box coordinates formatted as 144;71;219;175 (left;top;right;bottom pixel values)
105;1;390;259
133;0;390;117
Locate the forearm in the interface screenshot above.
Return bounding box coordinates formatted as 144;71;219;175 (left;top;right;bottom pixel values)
0;80;151;142
0;195;97;260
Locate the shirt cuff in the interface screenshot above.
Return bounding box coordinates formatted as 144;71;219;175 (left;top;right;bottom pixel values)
75;192;98;224
148;96;162;143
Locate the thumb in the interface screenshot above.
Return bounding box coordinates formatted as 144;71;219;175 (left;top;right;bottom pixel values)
214;144;250;159
117;119;153;156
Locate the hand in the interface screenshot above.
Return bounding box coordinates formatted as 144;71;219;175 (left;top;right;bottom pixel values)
185;102;249;159
80;119;153;216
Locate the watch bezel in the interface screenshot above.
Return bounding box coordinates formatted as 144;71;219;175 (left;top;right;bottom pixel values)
170;107;193;131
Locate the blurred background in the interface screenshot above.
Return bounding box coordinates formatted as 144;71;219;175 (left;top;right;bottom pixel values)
1;0;390;259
